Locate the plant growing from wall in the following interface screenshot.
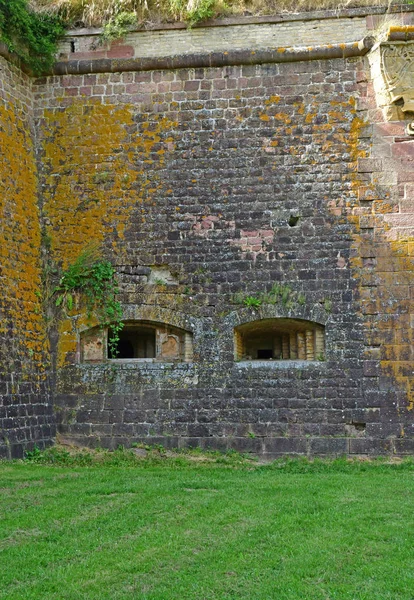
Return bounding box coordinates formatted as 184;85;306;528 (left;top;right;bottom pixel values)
54;245;123;356
169;0;217;26
46;0;220;31
243;296;262;308
232;283;304;310
100;10;136;43
0;0;64;74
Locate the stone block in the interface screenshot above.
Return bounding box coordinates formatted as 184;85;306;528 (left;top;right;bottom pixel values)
310;437;349;455
349;438;393;455
264;437;307;454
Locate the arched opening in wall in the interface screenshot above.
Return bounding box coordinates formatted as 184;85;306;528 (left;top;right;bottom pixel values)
109;324;156;359
80;321;193;363
234;318;325;362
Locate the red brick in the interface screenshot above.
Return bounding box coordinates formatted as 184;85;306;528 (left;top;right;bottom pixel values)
64;87;79;97
72;51;106;60
184;80;200;92
106;45;134;59
374;122;406;137
392;142;414;160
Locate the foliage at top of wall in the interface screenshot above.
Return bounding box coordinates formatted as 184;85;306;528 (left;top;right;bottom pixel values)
0;0;64;74
35;0;398;29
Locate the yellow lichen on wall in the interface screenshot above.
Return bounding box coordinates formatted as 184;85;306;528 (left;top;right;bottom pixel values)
41;102;177;267
344;101;414;411
40;101;177;365
0;102;48;378
276;93;413;412
376;237;414;410
41;102;138;268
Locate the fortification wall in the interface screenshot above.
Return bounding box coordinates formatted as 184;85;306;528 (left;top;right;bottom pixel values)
0;7;413;458
30;7;414;458
0;57;54;458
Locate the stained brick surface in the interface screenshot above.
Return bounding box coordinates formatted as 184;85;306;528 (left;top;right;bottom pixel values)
0;58;55;458
32;51;414;457
1;13;414;458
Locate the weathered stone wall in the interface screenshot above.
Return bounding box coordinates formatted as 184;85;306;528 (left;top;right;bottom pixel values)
0;57;54;458
32;11;414;456
1;8;413;458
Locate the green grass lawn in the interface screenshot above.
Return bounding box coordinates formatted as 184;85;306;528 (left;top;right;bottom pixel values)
0;448;413;600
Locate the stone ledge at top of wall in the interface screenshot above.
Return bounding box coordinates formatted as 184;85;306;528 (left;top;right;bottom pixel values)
52;38;375;76
65;4;414;36
57;6;414;68
387;25;414;41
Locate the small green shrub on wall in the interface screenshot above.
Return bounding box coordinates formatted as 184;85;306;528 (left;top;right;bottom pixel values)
100;10;137;43
54;245;123;357
0;0;64;74
169;0;217;26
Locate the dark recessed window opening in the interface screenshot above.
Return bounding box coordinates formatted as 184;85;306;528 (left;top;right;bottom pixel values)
234;318;325;362
109;325;155;359
257;349;273;359
81;321;193;363
70;40;76;53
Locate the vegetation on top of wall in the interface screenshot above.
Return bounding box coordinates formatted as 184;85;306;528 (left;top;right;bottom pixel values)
34;0;401;29
0;0;64;73
54;245;123;357
99;9;137;43
0;0;408;65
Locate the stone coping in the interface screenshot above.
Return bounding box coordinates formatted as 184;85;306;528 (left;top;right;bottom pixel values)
387;24;414;40
52;38;375;75
65;3;414;36
234;360;327;369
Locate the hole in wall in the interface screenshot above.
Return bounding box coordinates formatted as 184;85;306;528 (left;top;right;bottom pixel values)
353;422;366;431
80;320;195;363
70;40;76;53
288;215;300;227
345;422;366;437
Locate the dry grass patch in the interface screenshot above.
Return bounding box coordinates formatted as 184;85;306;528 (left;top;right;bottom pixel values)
34;0;403;28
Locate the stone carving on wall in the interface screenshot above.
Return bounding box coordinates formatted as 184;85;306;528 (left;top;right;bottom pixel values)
370;38;414;134
382;44;414;134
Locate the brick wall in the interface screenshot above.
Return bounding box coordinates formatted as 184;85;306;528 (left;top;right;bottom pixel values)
0;9;413;458
0;57;55;459
33;48;414;457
